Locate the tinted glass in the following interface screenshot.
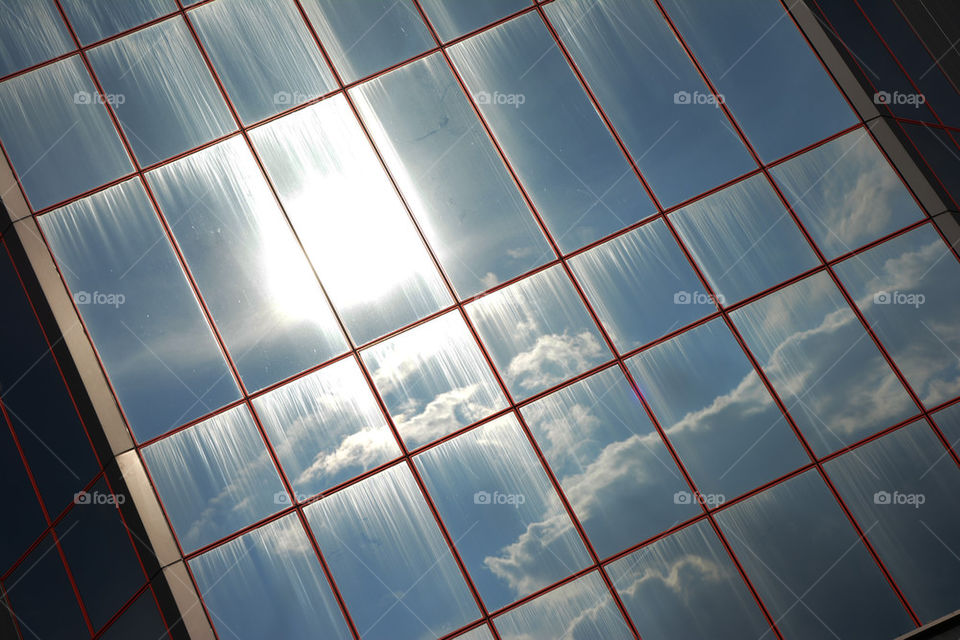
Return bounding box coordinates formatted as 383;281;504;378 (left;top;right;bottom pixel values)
418;0;527;41
0;400;46;569
59;0;175;45
98;588;169;640
933;404;960;451
0;0;72;77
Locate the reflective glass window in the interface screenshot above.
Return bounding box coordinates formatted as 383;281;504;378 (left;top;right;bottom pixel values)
521;367;697;556
191;0;337;124
418;0;527;41
453;627;495;640
933;404;960;451
450;12;655;254
39;179;239;442
88;18;235;165
466;266;608;400
415;415;592;610
142;406;285;552
0;57;132;210
305;464;479;640
362;311;506;449
60;0;175;45
352;54;551;297
98;588;169;640
546;0;753;207
732;273;916;455
251;95;450;345
0;0;72;77
253;358;401;499
148;137;347;392
0;401;46;570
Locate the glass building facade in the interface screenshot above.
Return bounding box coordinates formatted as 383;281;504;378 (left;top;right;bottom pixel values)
1;1;959;639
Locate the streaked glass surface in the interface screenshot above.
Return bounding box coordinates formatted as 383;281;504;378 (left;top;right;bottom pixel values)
546;0;754;207
659;0;856;161
0;56;132;210
453;627;495;640
450;12;655;253
418;0;527;41
494;572;633;639
933;403;960;450
826;421;960;623
732;273;916;455
0;0;72;77
627;318;808;499
670;174;819;303
299;0;433;84
570;220;707;352
253;358;401;498
59;0;175;45
305;464;479;640
521;367;697;556
770;130;924;259
352;54;551;297
148;137;346;392
39;179;239;442
362;311;507;449
834;225;960;407
88;18;235;164
467;266;608;400
141;405;285;552
251;95;451;345
716;470;914;640
191;514;352;640
191;0;337;124
415;415;592;610
607;520;770;640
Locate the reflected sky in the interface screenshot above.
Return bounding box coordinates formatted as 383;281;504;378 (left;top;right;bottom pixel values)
450;12;655;254
362;311;507;449
59;0;175;45
933;403;960;452
190;514;352;640
251;95;451;345
732;273;916;455
521;367;697;557
467;266;608;400
305;464;479;640
141;405;285;553
414;414;591;610
452;627;495;640
607;519;770;640
419;0;527;41
39;179;240;442
0;0;72;77
253;358;401;498
627;318;808;499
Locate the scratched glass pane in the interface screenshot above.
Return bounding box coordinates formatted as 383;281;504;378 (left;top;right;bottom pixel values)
148;137;347;392
0;0;72;76
452;627;495;640
38;179;239;442
418;0;527;41
59;0;175;45
191;0;337;124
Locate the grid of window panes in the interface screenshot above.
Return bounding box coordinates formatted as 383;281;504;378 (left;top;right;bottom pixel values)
2;1;960;639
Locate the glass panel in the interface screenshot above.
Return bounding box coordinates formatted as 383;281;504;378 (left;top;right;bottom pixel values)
466;266;608;400
770;129;925;259
731;273;916;456
608;520;771;640
825;421;960;623
418;0;527;41
933;404;960;451
449;12;655;254
191;514;352;640
39;179;239;443
521;367;697;556
715;470;914;640
141;405;285;553
660;0;856;161
299;0;433;84
252;358;401;499
88;18;235;165
305;464;479;640
148;137;347;392
352;54;551;297
0;0;72;77
98;588;169;640
545;0;754;207
670;174;819;304
191;0;337;124
59;0;175;45
414;415;592;610
627;318;808;499
453;627;495;640
251;95;451;345
494;572;632;639
834;225;960;407
570;220;708;352
0;56;132;210
361;311;506;449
